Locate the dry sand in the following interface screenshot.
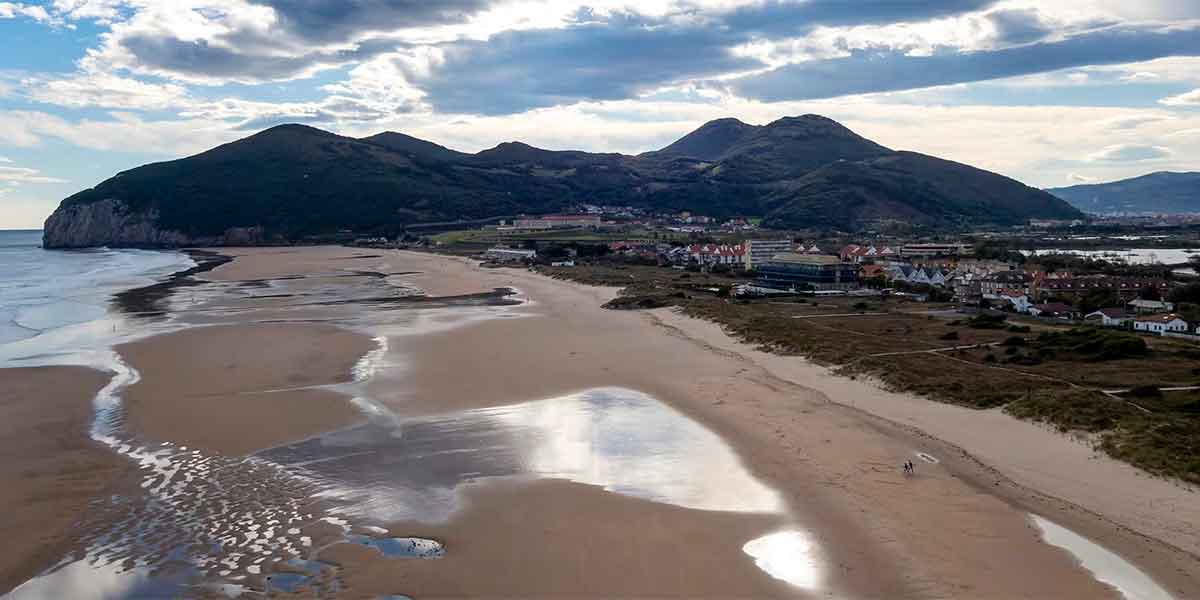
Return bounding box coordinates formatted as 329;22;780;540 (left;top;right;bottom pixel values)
0;366;129;594
119;323;374;455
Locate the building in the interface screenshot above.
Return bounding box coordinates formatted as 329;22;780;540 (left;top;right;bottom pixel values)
1084;308;1131;327
688;243;746;266
1029;302;1076;319
1128;298;1175;314
744;239;795;270
485;247;537;263
999;291;1032;313
756;253;859;291
509;214;603;229
900;243;972;259
981;271;1033;299
1035;276;1169;302
1133;313;1190;335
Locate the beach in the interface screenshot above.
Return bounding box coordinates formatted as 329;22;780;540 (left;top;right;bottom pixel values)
3;244;1198;598
0;366;130;593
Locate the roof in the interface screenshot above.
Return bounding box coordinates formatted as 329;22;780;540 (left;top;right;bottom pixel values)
1087;308;1128;318
1135;313;1186;323
1032;302;1074;313
1129;298;1171;307
987;271;1030;283
768;253;843;266
688;243;745;257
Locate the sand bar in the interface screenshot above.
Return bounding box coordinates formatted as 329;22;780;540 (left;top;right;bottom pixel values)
118;323;374;455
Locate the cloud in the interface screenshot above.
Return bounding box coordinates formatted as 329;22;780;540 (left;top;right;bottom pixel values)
986;8;1054;45
733;23;1200;102
22;72;191;110
0;110;240;155
0;156;11;163
0;164;67;184
1087;143;1171;162
0;2;57;24
250;0;497;43
1161;88;1200;106
414;15;761;114
1068;172;1095;183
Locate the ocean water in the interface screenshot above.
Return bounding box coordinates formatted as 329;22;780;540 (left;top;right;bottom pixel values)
1023;247;1198;265
0;230;194;367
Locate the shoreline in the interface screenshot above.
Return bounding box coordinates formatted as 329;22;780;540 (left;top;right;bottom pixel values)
3;244;1196;597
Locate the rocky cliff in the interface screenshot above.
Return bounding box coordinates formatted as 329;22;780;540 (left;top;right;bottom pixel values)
43;198;264;248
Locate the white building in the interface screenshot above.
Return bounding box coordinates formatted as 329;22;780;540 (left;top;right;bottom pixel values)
744;239;794;270
1084;308;1130;327
1128;299;1175;314
485;247;537;263
1133;313;1189;335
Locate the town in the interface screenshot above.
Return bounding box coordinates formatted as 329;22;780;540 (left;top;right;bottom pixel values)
410;209;1200;341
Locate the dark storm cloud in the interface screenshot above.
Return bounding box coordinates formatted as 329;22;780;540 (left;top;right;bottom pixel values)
733;24;1200;102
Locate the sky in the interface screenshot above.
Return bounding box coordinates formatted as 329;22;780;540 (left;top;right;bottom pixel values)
1;1;1199;229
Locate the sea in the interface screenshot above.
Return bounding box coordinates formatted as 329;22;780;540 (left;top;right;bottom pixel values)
0;229;195;368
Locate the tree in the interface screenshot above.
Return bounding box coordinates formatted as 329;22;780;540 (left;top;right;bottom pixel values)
1168;282;1200;305
1138;285;1162;301
1078;288;1120;314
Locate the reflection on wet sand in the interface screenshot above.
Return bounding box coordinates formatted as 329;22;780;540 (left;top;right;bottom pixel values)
743;530;820;590
261;387;784;523
1032;516;1173;600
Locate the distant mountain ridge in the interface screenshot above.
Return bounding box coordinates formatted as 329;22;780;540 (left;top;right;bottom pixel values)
43;115;1082;248
1047;172;1200;215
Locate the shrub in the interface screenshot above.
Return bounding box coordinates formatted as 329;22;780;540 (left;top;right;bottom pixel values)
983;353;997;363
1001;336;1027;346
939;331;960;341
1008;325;1031;333
965;313;1008;329
1128;385;1163;398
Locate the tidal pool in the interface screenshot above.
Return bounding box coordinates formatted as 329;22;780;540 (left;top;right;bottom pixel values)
742;530;820;590
1031;515;1173;600
260;387;785;522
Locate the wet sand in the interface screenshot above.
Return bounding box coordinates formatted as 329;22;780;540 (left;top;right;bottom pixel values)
329;478;796;598
0;366;129;594
118;323;374;455
18;244;1195;598
359;248;1199;598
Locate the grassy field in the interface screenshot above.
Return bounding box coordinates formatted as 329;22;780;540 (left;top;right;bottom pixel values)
536;262;1200;484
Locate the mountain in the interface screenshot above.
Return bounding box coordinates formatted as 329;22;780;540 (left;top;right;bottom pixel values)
1047;172;1200;215
43;115;1082;248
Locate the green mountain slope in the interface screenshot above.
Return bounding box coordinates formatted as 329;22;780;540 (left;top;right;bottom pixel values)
43;116;1083;248
1047;172;1200;214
